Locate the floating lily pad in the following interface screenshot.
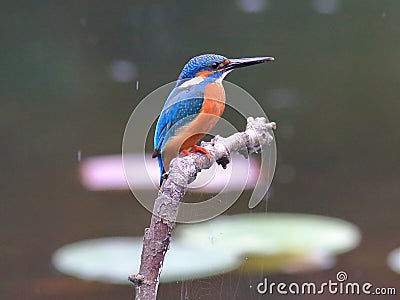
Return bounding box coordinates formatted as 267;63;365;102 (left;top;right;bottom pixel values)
52;237;242;284
388;247;400;274
242;251;336;274
175;213;361;257
79;154;260;192
53;214;360;284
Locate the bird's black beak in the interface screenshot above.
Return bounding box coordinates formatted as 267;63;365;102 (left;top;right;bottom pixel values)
223;56;275;71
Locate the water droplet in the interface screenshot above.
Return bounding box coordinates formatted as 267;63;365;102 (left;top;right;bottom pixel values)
109;60;137;83
312;0;340;15
208;231;214;244
236;0;268;13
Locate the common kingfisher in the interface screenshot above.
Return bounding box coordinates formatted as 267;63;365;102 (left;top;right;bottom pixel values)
152;54;274;184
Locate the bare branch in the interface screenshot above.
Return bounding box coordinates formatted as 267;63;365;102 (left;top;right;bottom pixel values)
129;117;276;300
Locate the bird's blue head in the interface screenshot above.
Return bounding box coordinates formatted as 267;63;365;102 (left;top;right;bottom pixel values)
177;53;274;86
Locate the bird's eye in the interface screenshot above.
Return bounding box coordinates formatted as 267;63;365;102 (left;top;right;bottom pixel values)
211;62;219;69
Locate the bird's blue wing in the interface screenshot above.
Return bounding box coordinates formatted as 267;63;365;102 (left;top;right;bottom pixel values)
154;83;205;153
153;82;205;180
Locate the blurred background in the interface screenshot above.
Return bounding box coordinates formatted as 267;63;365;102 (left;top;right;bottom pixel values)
1;0;399;299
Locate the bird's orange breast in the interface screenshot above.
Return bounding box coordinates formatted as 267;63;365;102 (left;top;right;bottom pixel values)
162;82;226;171
201;82;226;117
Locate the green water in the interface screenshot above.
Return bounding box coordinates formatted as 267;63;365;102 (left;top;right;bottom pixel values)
1;1;399;299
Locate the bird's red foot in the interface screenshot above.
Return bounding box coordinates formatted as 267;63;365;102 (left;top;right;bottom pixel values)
182;146;211;158
192;145;211;159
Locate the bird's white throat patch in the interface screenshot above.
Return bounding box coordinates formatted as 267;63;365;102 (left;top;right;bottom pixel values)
179;76;205;89
179;70;232;88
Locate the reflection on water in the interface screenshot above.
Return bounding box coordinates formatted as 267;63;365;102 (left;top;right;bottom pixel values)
79;153;261;192
236;0;269;13
109;60;138;83
312;0;341;14
2;0;400;299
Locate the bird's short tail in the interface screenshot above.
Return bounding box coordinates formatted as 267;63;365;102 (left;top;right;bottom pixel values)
152;149;165;186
